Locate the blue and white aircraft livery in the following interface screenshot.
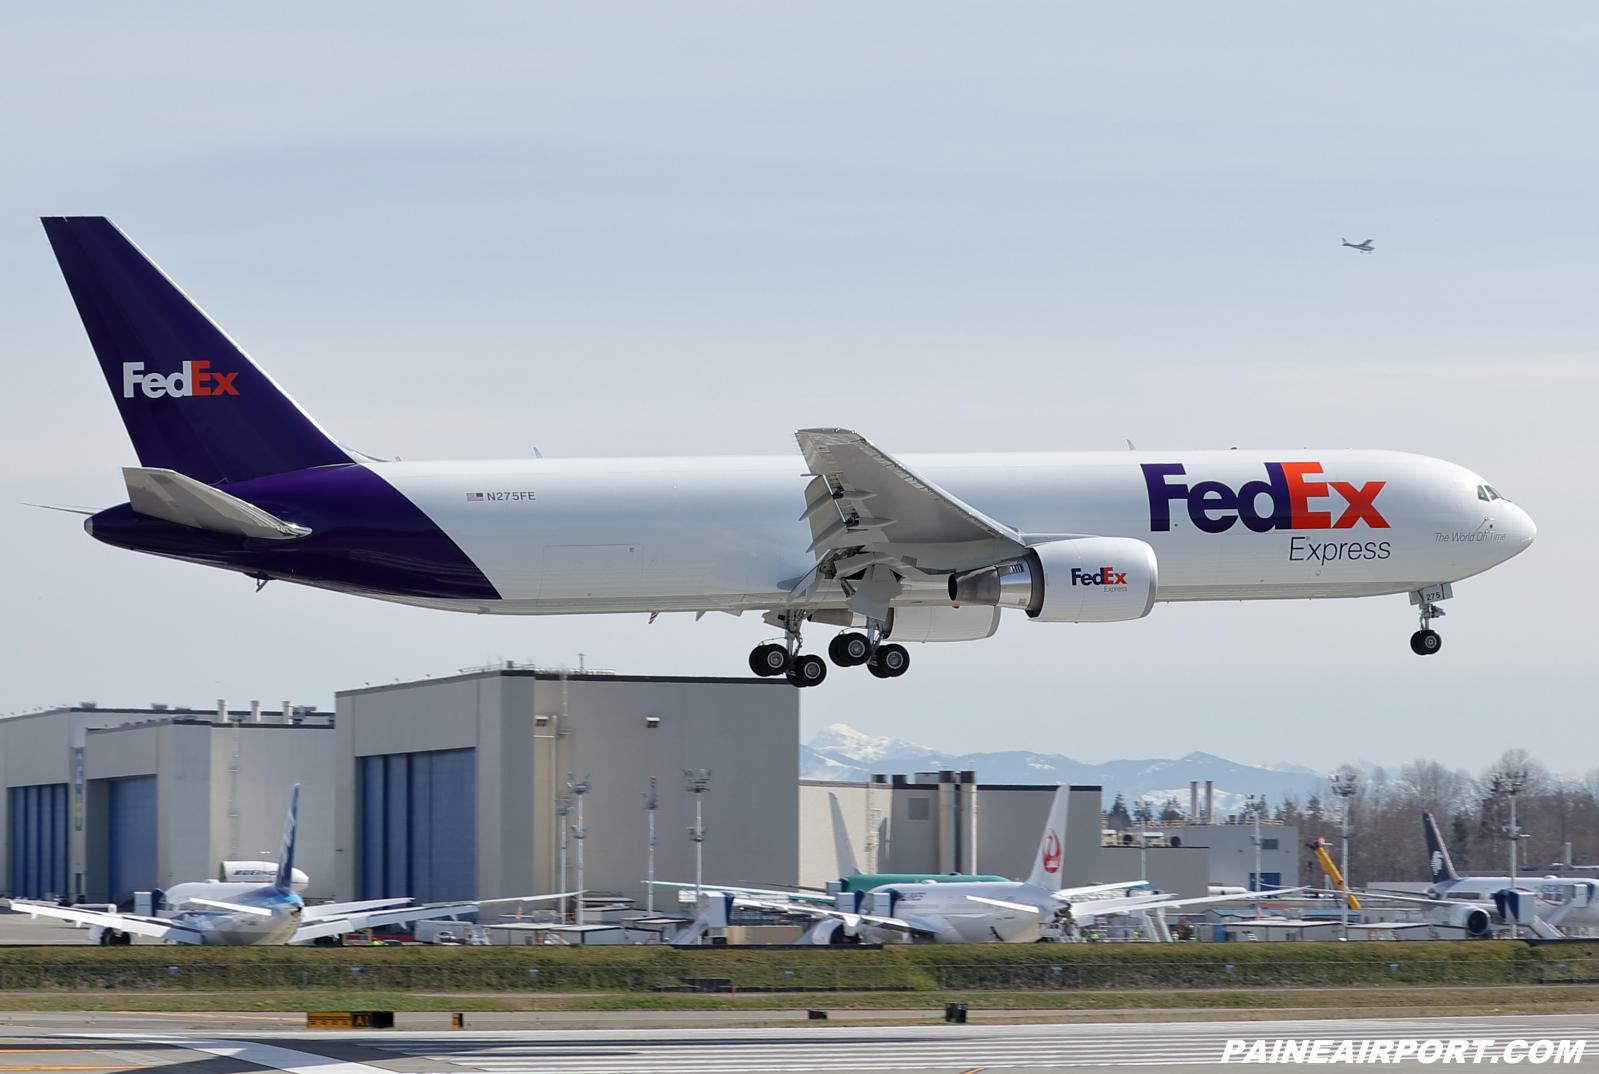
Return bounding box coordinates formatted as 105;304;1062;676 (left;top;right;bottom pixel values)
10;786;571;945
1410;812;1599;938
41;218;1537;686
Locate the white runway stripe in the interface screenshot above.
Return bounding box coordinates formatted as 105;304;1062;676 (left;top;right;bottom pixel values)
361;1018;1599;1073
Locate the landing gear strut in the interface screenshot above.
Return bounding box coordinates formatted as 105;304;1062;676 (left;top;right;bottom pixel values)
1409;585;1450;656
749;612;828;687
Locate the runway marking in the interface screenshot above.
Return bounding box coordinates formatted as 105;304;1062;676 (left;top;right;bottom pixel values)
72;1037;392;1074
351;1017;1599;1072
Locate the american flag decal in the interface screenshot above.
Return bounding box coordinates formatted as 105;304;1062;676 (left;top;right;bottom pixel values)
466;492;484;501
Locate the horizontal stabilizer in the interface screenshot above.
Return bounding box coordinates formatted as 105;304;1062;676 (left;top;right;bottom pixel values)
124;467;310;539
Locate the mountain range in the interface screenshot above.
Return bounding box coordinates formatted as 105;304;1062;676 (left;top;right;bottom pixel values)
801;724;1327;815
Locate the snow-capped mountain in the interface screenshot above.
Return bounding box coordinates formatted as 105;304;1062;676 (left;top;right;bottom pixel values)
801;723;1327;813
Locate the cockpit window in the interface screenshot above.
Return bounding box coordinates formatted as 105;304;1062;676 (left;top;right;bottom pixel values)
1486;485;1508;502
1477;485;1509;503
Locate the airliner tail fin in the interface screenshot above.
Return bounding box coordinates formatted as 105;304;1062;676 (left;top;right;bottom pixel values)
41;217;350;486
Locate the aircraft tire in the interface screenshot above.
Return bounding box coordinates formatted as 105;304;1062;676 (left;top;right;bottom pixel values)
1410;629;1442;656
749;644;790;676
868;643;910;678
787;653;828;687
829;632;871;667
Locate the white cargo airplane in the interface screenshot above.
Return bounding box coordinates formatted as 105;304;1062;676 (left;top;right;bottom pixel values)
9;787;574;945
42;218;1534;686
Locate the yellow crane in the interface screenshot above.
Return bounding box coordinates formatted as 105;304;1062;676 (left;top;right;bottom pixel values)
1310;837;1360;910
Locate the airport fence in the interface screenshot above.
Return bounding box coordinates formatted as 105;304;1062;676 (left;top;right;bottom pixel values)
0;956;1594;993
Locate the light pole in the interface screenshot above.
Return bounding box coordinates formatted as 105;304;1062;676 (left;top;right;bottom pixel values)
555;795;573;922
685;769;712;905
1491;770;1529;884
643;777;660;915
566;773;591;925
1246;795;1263;892
1330;773;1358;941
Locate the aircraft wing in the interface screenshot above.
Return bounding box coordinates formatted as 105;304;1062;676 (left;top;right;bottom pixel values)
1051;880;1154;903
290;902;479;943
729;896;929;935
966;895;1042;914
644;880;833;903
794;428;1027;554
1070;887;1306;920
9;900;203;944
299;897;414;922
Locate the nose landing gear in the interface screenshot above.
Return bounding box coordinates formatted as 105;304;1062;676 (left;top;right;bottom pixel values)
1408;584;1451;657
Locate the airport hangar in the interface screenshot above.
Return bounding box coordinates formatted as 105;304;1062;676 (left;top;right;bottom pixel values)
4;667;1230;912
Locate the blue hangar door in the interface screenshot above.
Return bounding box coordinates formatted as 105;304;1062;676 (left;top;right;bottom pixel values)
107;775;157;907
8;784;69;900
361;748;475;903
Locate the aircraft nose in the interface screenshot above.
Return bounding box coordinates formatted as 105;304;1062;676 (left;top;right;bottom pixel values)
1507;502;1536;547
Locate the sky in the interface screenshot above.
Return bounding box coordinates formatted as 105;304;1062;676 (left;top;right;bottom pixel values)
1;3;1594;774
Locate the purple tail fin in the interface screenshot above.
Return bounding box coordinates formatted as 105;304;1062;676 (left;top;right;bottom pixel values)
42;217;351;486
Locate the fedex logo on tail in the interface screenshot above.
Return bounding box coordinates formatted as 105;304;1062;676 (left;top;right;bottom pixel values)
122;361;239;399
1142;462;1387;534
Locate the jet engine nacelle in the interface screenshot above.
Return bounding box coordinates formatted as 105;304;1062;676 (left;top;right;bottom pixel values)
1446;903;1491;935
949;537;1159;624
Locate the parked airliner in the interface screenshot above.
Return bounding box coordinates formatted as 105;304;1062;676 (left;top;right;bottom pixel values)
41;218;1534;686
680;786;1295;943
10;786;571;945
1375;812;1599;939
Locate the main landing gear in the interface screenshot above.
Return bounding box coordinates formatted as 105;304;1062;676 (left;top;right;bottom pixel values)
748;613;830;688
1408;584;1451;657
748;615;911;687
826;629;909;678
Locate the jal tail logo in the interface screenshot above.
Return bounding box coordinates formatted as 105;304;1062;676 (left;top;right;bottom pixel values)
122;361;239;399
1142;462;1388;533
1042;830;1062;874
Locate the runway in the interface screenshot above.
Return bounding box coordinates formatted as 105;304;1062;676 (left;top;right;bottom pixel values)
2;1013;1593;1074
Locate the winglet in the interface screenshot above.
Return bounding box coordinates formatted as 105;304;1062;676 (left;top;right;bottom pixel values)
275;785;300;893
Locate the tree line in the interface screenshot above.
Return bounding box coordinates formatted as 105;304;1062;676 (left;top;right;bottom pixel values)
1107;750;1599;886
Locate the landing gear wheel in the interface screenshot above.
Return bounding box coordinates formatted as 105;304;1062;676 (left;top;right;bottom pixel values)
749;643;790;676
787;653;828;687
829;632;871;667
1410;629;1442;656
867;643;910;679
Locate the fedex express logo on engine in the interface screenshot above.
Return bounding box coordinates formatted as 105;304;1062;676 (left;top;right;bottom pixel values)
122;361;239;398
1071;567;1126;587
1141;462;1388;533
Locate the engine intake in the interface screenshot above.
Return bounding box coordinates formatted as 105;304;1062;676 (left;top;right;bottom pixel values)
949;537;1158;623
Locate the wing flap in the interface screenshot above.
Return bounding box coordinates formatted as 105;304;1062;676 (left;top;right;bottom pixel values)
794;429;1024;553
123;466;311;539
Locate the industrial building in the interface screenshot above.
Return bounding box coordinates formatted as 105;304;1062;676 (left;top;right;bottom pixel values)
1149;822;1300;891
0;702;334;906
334;667;799;907
801;775;1208;897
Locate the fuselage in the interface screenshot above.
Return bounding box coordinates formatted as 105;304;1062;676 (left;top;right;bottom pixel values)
1430;877;1599;928
864;880;1056;943
158;881;303;945
86;448;1536;618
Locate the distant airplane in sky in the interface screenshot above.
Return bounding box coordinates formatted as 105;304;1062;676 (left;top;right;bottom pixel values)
1341;238;1375;252
40;217;1534;687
